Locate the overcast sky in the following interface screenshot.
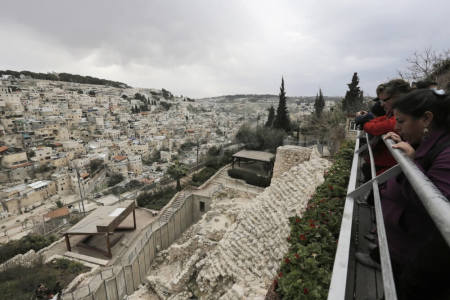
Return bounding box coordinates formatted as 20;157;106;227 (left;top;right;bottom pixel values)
0;0;449;98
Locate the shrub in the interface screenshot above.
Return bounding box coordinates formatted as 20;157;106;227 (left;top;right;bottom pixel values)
0;234;57;264
0;258;88;300
137;187;177;210
89;159;104;173
235;123;285;153
108;173;124;187
191;167;217;186
275;141;354;299
227;168;271;187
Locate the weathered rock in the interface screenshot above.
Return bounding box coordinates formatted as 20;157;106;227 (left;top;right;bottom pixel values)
142;146;330;299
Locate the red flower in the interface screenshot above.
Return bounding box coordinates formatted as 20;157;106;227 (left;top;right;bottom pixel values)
329;184;334;191
303;288;309;295
309;223;316;228
285;257;290;264
287;236;291;241
278;272;283;278
300;234;306;241
273;279;278;286
320;198;326;203
295;217;301;223
295;253;300;259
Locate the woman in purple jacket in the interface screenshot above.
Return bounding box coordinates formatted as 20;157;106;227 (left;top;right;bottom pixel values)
383;88;450;299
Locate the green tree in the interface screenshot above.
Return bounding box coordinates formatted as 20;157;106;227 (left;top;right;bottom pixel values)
167;161;188;191
265;106;275;127
342;72;364;114
314;88;325;118
89;159;104;173
108;173;124;187
273;77;291;131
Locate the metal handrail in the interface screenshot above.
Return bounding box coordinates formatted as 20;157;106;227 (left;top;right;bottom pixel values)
329;132;450;300
327;136;360;300
383;136;450;247
366;133;397;300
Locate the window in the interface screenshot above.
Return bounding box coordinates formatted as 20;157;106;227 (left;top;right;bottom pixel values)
200;201;205;212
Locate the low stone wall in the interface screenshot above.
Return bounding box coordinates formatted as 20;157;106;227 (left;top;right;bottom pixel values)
272;145;313;179
0;236;64;272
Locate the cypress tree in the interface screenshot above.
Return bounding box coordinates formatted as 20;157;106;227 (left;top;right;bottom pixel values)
314;88;325;117
342;72;364;114
265;106;275;127
273;77;291;131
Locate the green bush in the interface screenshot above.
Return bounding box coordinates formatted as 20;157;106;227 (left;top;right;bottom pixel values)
0;258;88;300
275;141;354;299
137;187;177;210
235;124;286;153
227;168;271;187
108;173;124;187
0;234;57;264
191;167;217;186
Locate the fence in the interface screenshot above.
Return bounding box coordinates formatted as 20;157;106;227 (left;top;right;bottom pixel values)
61;191;200;300
328;132;450;300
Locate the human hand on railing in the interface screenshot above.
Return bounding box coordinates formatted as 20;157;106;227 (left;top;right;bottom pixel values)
384;132;402;143
392;141;415;159
384;132;415;158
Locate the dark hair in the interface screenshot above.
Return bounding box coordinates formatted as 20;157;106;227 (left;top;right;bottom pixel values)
392;89;450;130
414;80;438;89
384;79;411;97
376;83;386;96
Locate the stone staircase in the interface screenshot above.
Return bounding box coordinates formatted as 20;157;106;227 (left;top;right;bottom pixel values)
158;192;186;225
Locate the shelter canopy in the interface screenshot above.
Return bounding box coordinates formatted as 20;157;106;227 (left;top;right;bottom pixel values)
232;150;275;163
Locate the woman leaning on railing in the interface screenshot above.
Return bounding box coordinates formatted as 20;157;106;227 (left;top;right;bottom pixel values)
381;88;450;299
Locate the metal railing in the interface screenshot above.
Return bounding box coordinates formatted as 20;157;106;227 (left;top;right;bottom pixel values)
328;131;450;300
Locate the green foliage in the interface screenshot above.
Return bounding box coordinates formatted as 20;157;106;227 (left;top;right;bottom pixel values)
160;101;172;110
235;123;285;153
167;161;188;191
108;173;124;187
34;164;55;174
0;70;128;88
273;77;291;132
275;141;354;299
134;93;147;102
0;234;57;264
55;200;63;208
89;158;104;173
314;88;325;118
137;187;177;210
265;106;275;127
109;179;143;195
0;258;88;300
180;140;197;151
191;167;217;186
161;88;173;99
342;72;364;114
227;168;271;187
143;150;161;165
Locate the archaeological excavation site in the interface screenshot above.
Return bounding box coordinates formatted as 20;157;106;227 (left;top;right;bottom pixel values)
127;145;331;299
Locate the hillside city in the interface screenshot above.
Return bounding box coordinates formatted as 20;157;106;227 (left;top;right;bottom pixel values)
0;74;337;241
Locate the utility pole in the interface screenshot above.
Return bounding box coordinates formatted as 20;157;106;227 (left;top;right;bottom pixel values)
75;168;86;216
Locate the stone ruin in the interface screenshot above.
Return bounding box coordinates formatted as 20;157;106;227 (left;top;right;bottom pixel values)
141;146;331;299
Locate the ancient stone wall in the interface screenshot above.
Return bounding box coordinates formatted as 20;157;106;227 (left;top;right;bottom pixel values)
145;146;331;299
272;145;313;179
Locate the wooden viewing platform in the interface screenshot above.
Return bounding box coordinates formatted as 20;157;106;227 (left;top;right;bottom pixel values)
64;200;136;258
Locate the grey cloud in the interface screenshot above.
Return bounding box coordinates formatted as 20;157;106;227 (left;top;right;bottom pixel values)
0;0;449;98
